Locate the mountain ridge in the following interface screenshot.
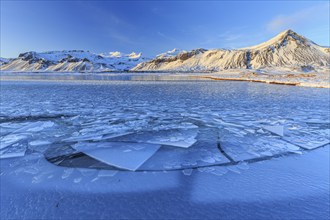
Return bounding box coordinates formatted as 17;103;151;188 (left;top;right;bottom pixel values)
0;50;148;72
133;29;330;72
1;30;329;72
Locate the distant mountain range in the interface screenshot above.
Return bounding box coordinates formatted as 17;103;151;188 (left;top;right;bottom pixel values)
0;50;148;72
1;30;329;72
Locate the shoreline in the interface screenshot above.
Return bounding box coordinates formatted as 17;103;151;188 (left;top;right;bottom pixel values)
194;76;330;88
0;71;329;88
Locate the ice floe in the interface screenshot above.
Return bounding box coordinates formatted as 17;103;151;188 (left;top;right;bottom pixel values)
111;129;198;148
0;144;26;159
262;125;284;136
73;142;161;171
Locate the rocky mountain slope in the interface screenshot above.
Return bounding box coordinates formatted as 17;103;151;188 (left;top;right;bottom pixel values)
156;48;185;59
1;30;329;73
0;57;9;66
0;50;148;72
133;30;330;72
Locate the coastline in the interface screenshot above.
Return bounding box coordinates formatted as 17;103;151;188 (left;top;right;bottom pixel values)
1;70;329;88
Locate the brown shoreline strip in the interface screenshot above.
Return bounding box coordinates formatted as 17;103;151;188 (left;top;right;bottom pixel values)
195;76;300;86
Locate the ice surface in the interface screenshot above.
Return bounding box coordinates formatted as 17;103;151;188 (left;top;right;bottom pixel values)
182;169;193;176
283;122;330;149
139;127;230;170
61;169;74;179
0;134;27;149
1;81;329;172
283;137;330;150
263;125;284;136
13;121;54;133
29;140;52;146
227;166;241;174
28;140;52;153
97;170;118;177
111;129;198;148
0;144;26;159
91;170;119;182
1;121;55;149
26;121;54;132
73;142;161;171
238;162;252;171
220;128;301;161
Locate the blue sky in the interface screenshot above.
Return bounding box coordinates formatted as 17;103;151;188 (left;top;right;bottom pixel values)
1;1;329;58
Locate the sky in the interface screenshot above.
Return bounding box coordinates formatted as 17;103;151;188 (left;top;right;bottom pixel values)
0;0;329;58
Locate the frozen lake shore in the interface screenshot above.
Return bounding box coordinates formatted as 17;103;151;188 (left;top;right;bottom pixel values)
1;79;329;219
1;70;329;88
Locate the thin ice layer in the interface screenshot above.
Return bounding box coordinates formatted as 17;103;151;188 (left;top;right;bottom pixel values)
73;142;161;171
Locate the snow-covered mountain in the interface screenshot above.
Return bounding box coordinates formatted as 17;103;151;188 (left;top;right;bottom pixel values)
0;50;148;72
133;30;330;72
0;57;9;66
1;30;329;73
156;48;185;59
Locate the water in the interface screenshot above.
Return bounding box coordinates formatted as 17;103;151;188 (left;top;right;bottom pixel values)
0;79;329;170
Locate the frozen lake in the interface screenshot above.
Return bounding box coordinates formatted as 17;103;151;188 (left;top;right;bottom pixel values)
1;78;329;219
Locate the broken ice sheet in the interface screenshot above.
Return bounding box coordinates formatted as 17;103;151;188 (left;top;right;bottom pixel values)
1;121;55;149
13;121;55;133
73;142;161;171
139;127;230;170
26;121;54;132
28;140;52;153
220;129;300;161
151;122;199;131
29;140;52;146
0;134;27;149
111;128;198;148
0;144;26;159
63;133;104;142
283;124;330;150
283;136;330;150
262;125;284;137
63;126;132;142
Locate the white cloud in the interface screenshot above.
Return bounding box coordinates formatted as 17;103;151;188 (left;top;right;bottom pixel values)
267;3;330;32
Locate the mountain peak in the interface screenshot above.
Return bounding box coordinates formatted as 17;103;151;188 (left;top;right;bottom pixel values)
275;29;302;40
134;29;329;71
279;29;295;35
156;48;184;58
246;29;311;50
